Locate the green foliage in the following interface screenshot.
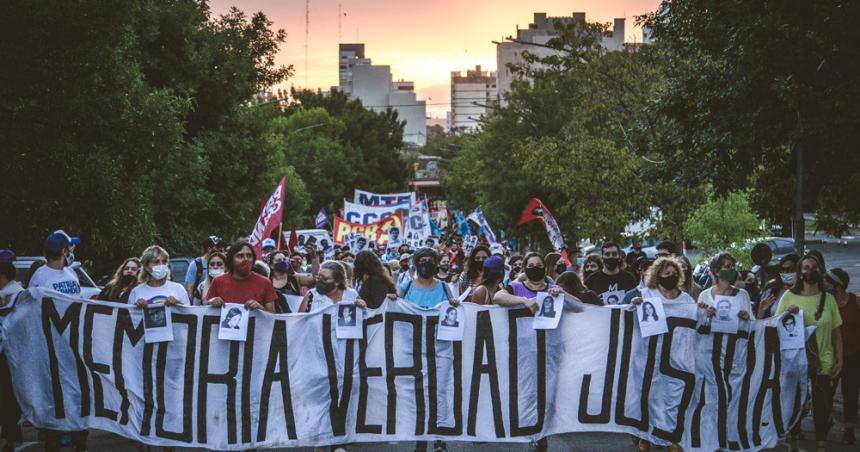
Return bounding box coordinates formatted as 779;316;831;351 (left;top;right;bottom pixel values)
642;0;860;235
683;191;761;252
444;17;695;246
0;0;300;275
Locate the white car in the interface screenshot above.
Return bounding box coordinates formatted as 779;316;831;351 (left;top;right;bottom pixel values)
13;257;102;299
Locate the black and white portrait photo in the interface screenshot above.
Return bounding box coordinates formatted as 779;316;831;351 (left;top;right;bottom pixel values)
641;301;659;322
778;311;805;350
338;304;357;327
710;296;741;334
441;307;459;327
221;307;243;330
143;305;173;343
144;305;167;328
716;299;732;321
539;296;556;318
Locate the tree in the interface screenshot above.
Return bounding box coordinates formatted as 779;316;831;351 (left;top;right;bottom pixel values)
683;191;761;252
642;0;860;248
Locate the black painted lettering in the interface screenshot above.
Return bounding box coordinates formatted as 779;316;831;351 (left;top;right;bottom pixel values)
466;310;505;437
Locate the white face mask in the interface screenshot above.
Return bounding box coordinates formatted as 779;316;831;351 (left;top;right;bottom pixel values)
208;268;225;278
150;264;169;281
780;272;795;284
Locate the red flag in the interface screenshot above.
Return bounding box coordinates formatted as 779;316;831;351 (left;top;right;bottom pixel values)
288;225;298;254
248;175;287;257
517;198;568;256
518;198;543;226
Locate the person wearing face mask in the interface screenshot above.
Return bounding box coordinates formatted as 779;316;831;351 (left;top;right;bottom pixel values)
395;248;457;452
27;231;82;296
622;257;655;305
457;245;491;294
545;252;563;283
470;256;506;305
626;239;646;268
195;252;226;305
504;255;524;288
629;257;695;452
824;268;859;444
494;252;562;312
697;252;753;321
206;241;277;312
581;254;602;282
435;254;455;283
756;253;799;318
128;246;188;308
353;250;397;309
777;254;843;452
297;261;366;313
585;242;638;304
270;250;316;296
97;257;141;302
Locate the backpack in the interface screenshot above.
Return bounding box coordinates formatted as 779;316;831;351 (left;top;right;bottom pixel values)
191;257;205;301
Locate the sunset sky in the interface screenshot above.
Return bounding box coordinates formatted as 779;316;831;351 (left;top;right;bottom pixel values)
210;1;661;118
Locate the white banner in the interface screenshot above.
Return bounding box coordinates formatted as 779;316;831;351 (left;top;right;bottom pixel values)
353;189;416;207
343;199;410;225
2;289;807;451
406;200;432;243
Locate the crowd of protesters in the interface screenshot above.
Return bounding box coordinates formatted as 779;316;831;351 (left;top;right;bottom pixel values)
0;230;858;452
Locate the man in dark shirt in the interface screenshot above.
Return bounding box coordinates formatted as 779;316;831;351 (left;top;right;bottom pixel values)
585;241;638;305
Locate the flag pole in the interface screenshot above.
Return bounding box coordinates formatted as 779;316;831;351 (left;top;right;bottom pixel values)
276;222;283;250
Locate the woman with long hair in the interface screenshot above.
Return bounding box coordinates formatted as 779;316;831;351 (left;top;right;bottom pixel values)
128;246;188;308
97;258;141;302
555;271;602;305
825;268;859;444
630;257;695;452
353;250;397;309
457;245;490;293
777;253;843;452
470;256;505;305
545;252;563;282
757;253;800;318
195;252;225;305
581;254;603;282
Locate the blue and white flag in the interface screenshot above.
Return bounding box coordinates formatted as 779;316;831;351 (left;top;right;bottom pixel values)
467;207;497;244
314;208;329;228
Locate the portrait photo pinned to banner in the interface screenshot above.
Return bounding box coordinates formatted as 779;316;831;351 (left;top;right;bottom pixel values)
332;211;404;248
779;310;805;350
437;304;465;341
143;305;173;343
710;296;741;334
637;297;668;338
533;292;563;330
601;290;626;306
218;305;249;342
386;226;403;249
336;303;363;339
350;233;370;253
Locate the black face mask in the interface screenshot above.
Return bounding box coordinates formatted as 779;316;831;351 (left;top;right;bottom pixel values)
556;263;567;274
120;274;137;286
525;266;545;282
583;269;596;280
604;258;620;271
439;264;449;272
315;280;336;295
803;270;821;284
417;262;437;279
658;274;680;290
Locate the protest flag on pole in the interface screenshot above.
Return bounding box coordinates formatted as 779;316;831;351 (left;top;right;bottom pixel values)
288;225;298;254
248;175;287;257
518;198;569;263
315;208;330;229
467;207;497;244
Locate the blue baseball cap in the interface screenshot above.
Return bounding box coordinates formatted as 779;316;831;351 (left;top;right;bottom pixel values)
53;229;80;245
483;255;505;274
44;232;72;253
0;249;14;263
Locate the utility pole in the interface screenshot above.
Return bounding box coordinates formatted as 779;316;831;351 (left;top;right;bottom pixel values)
304;0;309;87
794;113;805;256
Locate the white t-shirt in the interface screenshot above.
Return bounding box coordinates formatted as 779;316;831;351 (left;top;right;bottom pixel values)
640;287;696;305
28;266;81;296
128;281;190;305
697;286;753;317
309;287;359;313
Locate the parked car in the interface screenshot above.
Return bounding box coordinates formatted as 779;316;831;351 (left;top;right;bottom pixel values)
169;256;193;283
13;256;101;299
745;237;799;266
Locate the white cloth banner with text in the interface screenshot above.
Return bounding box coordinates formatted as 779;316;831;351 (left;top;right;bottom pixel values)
1;289;807;451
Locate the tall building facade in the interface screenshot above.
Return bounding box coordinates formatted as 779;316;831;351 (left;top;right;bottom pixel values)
496;12;638;105
448;65;497;134
338;43;427;146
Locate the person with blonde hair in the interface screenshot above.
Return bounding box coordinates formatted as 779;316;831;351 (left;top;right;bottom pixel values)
128;246;188;307
97;257;140;302
630;256;694;452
